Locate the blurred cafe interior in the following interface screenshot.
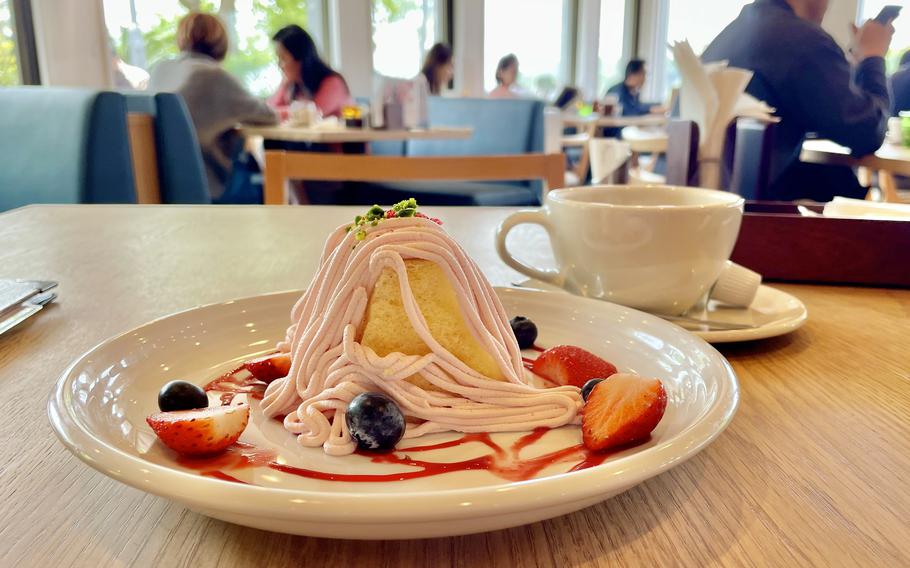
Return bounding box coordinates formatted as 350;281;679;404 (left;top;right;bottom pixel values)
1;1;909;566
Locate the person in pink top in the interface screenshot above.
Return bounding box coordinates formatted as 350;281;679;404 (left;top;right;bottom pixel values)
488;54;522;99
268;25;352;120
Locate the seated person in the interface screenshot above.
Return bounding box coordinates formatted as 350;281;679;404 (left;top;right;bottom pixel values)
890;50;910;116
702;0;893;202
489;54;523;99
269;25;352;119
606;60;665;117
148;12;277;201
420;43;455;95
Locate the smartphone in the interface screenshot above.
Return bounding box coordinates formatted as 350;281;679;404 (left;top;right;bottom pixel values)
875;5;902;24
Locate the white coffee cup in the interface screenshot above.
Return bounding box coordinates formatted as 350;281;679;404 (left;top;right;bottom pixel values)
496;185;745;315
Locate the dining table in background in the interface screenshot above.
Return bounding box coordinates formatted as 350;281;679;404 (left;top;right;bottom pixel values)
0;205;907;567
561;113;668;183
239;124;476;205
801;139;910;203
239;124;474;144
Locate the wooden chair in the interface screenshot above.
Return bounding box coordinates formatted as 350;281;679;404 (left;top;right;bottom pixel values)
665;120;700;186
730;118;775;200
126;113;161;204
262;152;566;205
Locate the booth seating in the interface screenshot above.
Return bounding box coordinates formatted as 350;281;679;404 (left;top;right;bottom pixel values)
0;88;136;212
363;97;549;206
123;93;210;204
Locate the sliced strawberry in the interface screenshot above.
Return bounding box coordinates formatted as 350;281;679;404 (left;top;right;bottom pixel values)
243;353;291;383
146;405;250;456
582;374;667;452
531;345;618;388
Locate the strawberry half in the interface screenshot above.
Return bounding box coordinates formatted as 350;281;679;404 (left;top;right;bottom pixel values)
146;405;250;456
531;345;618;388
243;353;291;383
582;374;667;452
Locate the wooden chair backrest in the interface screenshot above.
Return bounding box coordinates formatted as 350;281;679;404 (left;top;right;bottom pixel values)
665;120;700;186
263;152;566;205
730;118;776;200
126;113;161;204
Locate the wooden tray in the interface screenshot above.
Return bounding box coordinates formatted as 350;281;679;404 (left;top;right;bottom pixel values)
730;202;910;287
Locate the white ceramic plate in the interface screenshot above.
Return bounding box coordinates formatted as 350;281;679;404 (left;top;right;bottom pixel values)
515;279;807;344
49;288;738;539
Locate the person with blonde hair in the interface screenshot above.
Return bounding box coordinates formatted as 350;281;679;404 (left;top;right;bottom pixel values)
149;12;277;200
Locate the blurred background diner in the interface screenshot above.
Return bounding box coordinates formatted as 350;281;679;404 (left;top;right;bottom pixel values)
1;0;908;209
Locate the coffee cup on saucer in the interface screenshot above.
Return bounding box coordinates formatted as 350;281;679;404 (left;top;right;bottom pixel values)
495;185;747;316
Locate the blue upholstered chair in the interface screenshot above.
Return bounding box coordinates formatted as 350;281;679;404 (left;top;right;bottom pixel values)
361;98;548;206
123;93;210;204
0;87;136;212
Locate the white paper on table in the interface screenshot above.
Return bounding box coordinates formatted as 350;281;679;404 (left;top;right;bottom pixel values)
822;197;910;221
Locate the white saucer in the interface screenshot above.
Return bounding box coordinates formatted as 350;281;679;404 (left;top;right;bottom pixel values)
514;279;807;344
48;288;738;539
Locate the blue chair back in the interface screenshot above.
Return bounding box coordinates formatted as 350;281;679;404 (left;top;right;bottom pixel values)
0;87;136;211
407;97;545;157
123;92;210;203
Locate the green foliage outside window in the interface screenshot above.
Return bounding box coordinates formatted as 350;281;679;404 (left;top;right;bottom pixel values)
0;0;19;86
112;0;310;95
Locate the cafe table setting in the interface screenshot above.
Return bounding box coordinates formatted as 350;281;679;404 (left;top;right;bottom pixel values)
0;192;908;566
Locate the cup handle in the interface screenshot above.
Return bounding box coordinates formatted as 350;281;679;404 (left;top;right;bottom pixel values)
495;210;563;286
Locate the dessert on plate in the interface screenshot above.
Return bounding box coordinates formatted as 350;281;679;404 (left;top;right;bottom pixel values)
260;199;583;456
146;200;667;475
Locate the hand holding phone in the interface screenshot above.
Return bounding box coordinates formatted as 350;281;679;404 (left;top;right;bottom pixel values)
875;5;902;25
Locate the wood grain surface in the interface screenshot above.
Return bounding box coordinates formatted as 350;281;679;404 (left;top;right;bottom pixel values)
0;205;908;567
239;125;473;144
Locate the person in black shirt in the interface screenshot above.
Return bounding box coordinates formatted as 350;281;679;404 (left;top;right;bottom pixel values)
701;0;893;201
606;60;665;117
890;51;910;116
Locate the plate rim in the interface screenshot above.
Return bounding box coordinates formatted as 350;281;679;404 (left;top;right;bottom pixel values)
48;288;740;522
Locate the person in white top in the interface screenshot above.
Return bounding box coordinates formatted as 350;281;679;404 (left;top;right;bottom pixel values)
488;54;523;99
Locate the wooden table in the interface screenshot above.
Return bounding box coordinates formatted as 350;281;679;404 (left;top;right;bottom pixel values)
240;124;473;144
801;139;910;202
1;205;908;567
801;139;910;176
562;113;668;129
562;114;668;181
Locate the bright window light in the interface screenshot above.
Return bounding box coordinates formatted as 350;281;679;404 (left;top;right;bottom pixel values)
372;0;438;79
484;0;566;99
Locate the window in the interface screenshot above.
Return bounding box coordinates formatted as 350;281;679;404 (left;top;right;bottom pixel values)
662;0;750;96
0;0;19;85
372;0;438;79
484;0;567;98
860;0;910;72
103;0;314;95
597;0;628;97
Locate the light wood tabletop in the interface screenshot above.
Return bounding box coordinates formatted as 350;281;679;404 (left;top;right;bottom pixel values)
801;139;910;176
1;205;908;567
562;113;668;129
239;124;473;144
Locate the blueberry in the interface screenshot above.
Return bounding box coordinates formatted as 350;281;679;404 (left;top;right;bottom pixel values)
345;392;406;452
158;380;208;412
510;316;538;350
581;378;605;402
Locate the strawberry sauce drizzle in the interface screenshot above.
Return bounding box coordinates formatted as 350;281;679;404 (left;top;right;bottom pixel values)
177;429;632;485
192;344;630;485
